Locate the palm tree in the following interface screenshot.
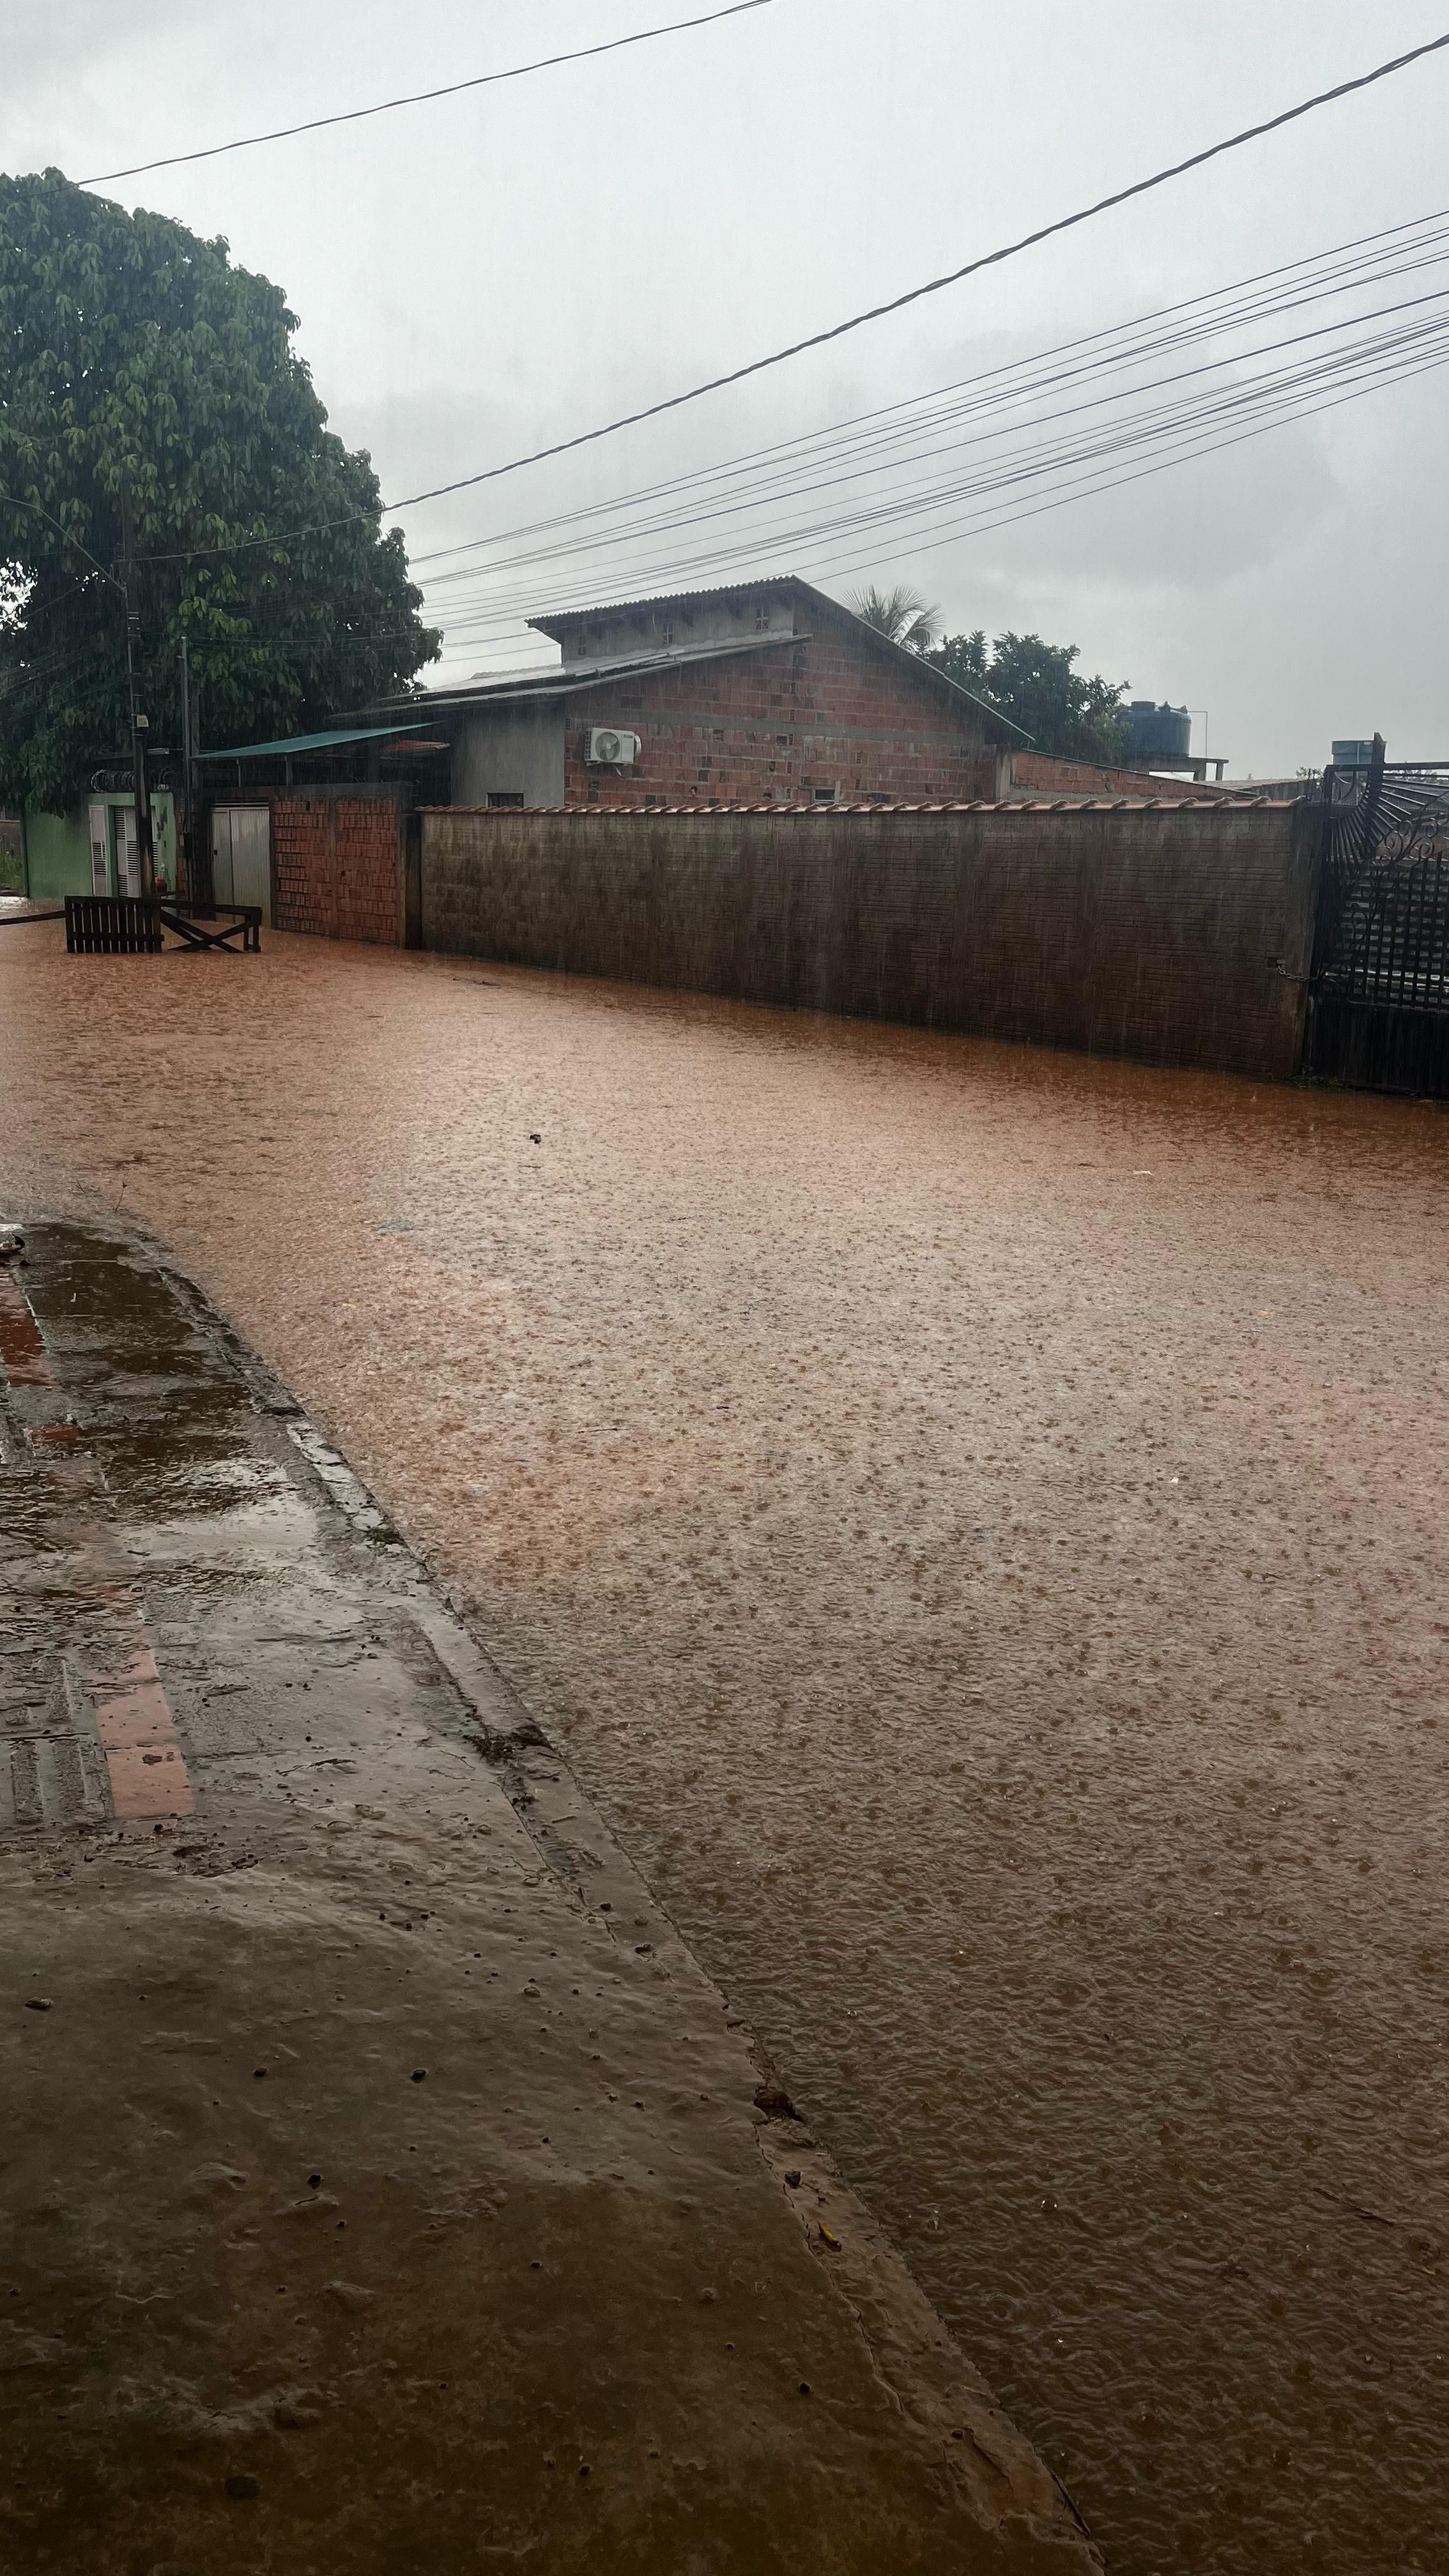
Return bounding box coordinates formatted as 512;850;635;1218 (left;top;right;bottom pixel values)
848;583;940;653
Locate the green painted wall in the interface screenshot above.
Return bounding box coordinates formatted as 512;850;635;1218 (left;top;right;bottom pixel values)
22;809;85;900
22;795;176;900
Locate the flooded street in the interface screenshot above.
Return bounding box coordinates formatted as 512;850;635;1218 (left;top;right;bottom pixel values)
3;918;1445;2575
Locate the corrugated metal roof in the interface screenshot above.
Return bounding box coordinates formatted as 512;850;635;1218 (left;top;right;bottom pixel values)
198;721;433;760
528;574;807;633
401;631;798;712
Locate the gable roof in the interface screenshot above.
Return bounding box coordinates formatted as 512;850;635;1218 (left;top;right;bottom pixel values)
528;575;1029;744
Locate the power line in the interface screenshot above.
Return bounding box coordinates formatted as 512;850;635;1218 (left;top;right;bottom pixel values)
415;261;1449;606
139;27;1449;570
417;339;1449;680
798;345;1449;595
384;27;1449;512
78;0;776;188
422;319;1449;646
0;489;122;589
407;269;1449;633
408;209;1449;576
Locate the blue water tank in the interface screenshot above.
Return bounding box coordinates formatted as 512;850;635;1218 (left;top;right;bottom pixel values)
1120;699;1192;766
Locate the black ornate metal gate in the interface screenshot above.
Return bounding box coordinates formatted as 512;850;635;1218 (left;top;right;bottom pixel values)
1303;744;1449;1096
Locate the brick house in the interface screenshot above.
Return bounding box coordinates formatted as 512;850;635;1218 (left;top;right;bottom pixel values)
406;578;1025;809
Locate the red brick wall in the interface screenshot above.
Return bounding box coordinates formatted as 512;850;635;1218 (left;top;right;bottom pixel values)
563;614;1000;808
272;794;401;944
1011;750;1236;801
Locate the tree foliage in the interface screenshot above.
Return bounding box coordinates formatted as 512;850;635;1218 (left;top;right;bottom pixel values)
849;583;940;653
0;170;438;811
924;627;1127;762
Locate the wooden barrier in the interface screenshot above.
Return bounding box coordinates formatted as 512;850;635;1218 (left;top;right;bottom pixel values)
65;897;164;954
63;897;261;956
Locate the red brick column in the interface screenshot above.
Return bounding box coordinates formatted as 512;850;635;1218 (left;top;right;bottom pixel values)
271;795;401;944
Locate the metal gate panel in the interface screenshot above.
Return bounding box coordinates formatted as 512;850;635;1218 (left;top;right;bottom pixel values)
210;806;272;926
1305;754;1449;1094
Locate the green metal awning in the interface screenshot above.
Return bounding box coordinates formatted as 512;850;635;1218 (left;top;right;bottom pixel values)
197;721;433;760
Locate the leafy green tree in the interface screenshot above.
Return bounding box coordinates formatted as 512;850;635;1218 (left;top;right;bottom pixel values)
927;627;991;691
0;170;438;812
849;583;940;653
926;627;1127;762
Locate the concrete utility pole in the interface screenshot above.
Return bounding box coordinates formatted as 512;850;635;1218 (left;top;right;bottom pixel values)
119;466;156;898
180;633;195;900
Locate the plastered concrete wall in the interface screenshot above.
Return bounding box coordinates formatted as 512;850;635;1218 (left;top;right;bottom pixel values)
450;702;565;810
420;801;1318;1080
548;589;799;664
21;795;177;900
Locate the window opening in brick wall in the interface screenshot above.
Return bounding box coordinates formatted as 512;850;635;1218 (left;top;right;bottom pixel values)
487;792;524;809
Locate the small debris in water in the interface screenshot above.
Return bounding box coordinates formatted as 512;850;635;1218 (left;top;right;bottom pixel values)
753;2083;800;2121
24;1998;52;2012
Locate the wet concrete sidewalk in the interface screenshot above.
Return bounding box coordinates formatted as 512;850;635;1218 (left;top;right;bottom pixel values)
0;1220;1096;2575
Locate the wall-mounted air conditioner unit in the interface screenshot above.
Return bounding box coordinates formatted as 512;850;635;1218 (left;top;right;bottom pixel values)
588;727;640;767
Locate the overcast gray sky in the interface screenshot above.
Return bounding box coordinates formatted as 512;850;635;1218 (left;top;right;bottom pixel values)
6;0;1448;772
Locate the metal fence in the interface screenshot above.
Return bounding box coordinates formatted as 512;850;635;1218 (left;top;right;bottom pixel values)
1304;750;1449;1094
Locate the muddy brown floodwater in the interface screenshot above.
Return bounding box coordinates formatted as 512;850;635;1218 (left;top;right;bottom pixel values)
3;918;1446;2575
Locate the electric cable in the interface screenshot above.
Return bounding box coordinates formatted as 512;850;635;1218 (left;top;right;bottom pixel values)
385;27;1449;513
415;275;1449;602
79;1;776;187
423;323;1449;650
408;211;1449;576
411;293;1449;636
0;491;123;588
138;29;1449;568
